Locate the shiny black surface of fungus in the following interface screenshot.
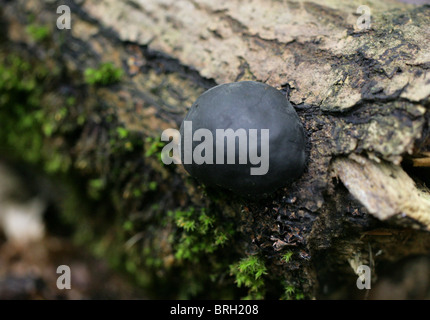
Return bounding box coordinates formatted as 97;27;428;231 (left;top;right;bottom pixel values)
180;81;306;196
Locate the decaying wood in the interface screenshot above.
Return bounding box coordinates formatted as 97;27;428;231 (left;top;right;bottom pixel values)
333;154;430;226
1;0;430;298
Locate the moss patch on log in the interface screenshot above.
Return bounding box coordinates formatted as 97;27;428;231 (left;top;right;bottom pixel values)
0;47;295;299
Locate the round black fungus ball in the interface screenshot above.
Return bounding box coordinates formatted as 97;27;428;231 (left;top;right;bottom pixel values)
180;81;306;196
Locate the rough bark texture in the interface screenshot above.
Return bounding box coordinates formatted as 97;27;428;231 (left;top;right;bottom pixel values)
1;0;430;299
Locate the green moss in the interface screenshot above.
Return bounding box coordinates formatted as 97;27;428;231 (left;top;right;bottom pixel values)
26;24;50;42
0;51;245;300
116;127;129;139
66;96;76;106
123;220;133;231
0;54;70;173
148;181;158;191
132;188;142;198
295;292;305;300
144;136;165;159
88;178;106;199
230;255;267;300
110;205;239;299
84;62;123;86
281;283;305;300
108;126;143;155
282;251;294;263
167;207;234;262
0;51;123;275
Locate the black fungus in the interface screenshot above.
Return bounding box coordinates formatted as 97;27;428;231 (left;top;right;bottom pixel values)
180;81;306;196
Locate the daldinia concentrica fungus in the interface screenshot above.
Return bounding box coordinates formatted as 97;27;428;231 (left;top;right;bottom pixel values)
180;81;306;196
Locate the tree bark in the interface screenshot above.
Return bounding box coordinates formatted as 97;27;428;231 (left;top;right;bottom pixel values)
1;0;430;299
